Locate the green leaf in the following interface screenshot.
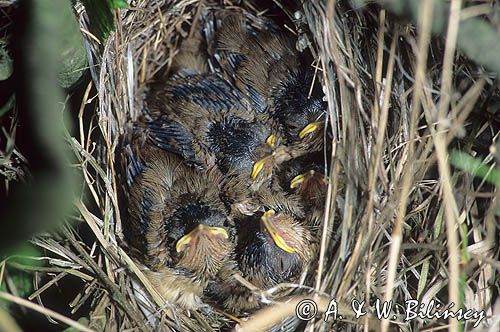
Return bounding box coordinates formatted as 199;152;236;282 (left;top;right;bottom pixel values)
449;150;500;186
8;271;33;299
0;0;79;251
81;0;116;42
0;269;33;309
57;1;87;88
63;318;90;332
0;45;13;81
80;0;128;42
112;0;128;9
6;244;42;268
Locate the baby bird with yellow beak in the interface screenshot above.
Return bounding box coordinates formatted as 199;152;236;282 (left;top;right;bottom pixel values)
119;139;235;310
206;9;327;154
144;87;291;195
143;20;290;196
206;190;314;312
278;152;329;228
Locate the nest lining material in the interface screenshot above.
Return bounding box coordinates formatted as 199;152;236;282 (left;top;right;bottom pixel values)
16;0;498;331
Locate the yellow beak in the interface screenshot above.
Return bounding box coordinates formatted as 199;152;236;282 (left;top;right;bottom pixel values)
290;170;316;189
298;122;322;139
175;225;228;253
266;134;277;148
251;159;265;179
290;174;305;189
251;155;273;179
261;210;296;254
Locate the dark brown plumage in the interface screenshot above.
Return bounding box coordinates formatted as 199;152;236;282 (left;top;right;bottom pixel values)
119;9;329;315
277;151;329;228
206;189;314;312
143;78;294;195
119;139;235;309
144;19;290;190
206;9;327;154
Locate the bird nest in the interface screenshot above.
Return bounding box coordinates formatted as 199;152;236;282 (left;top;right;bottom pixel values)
24;0;499;331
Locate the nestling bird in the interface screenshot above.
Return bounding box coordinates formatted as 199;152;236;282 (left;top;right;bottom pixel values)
143;72;295;210
118;137;235;309
206;9;327;154
120;10;328;315
277;152;329;228
206;189;314;312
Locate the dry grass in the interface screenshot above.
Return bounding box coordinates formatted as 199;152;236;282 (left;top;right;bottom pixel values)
1;0;499;331
0;101;28;195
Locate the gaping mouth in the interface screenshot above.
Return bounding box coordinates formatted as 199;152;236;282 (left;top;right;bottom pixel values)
261;209;296;254
290;170;316;189
298;122;322;139
175;224;229;253
251;155;272;179
266;134;277;148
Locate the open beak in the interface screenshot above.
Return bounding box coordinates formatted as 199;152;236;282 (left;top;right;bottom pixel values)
251;155;272;179
251;134;278;179
176;225;228;253
266;134;277;148
261;210;296;254
290;170;316;189
298;122;322;139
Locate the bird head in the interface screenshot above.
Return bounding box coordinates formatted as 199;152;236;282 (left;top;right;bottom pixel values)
273;69;326;144
207;116;285;185
175;224;229;253
234;203;312;291
259;209;308;256
250;135;292;189
290;169;328;204
169;202;235;278
277;152;328;205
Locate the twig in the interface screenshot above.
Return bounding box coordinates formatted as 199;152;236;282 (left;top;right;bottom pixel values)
0;291;95;332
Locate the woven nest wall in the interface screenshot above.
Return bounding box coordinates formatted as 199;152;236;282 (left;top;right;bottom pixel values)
32;0;498;331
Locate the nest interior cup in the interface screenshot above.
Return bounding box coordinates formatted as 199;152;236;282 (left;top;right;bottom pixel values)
113;0;329;325
77;0;335;329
